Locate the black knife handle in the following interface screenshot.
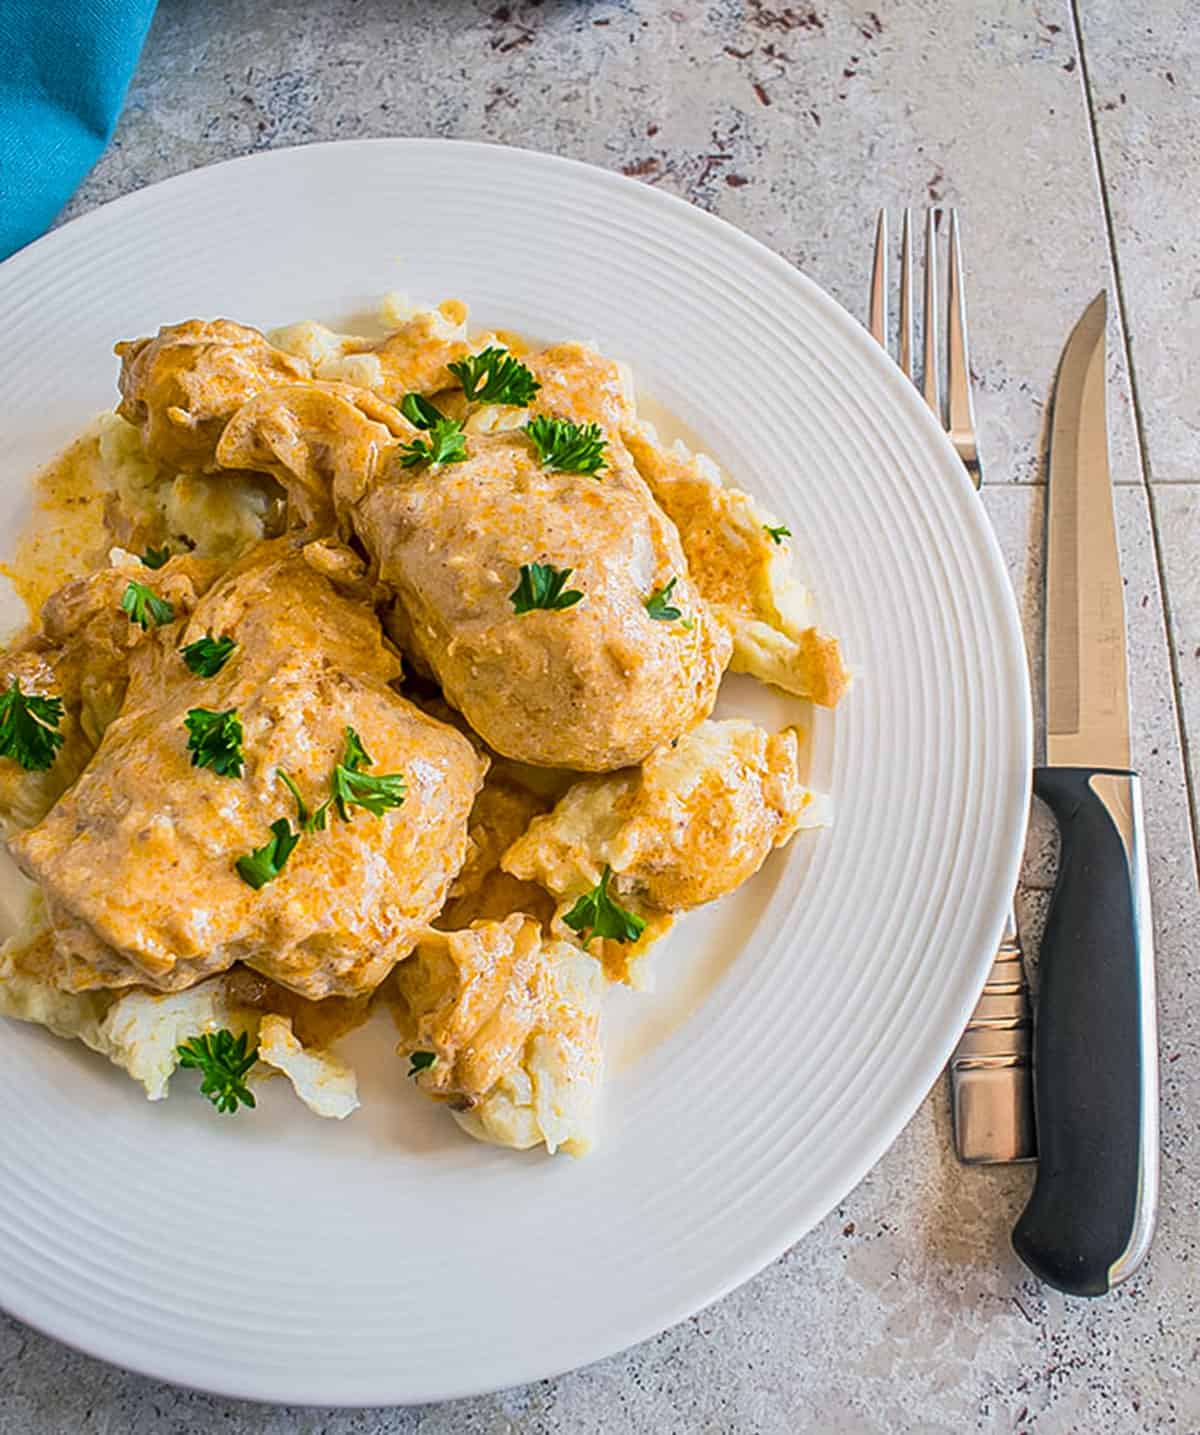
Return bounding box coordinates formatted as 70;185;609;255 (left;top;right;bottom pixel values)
1012;768;1159;1295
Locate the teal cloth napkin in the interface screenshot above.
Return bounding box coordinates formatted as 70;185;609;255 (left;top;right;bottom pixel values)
0;1;158;260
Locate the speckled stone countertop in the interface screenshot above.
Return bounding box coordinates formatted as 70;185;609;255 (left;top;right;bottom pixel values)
3;1;1198;1431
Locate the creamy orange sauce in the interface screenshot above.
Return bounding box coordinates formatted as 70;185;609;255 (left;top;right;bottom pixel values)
1;427;113;619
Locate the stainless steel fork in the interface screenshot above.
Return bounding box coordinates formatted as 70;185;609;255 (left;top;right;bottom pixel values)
869;208;1036;1164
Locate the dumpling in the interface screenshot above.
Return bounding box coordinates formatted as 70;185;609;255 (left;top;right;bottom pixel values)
10;538;487;999
269;303;474;402
622;425;849;706
0;903;358;1118
393;915;603;1155
503;719;829;983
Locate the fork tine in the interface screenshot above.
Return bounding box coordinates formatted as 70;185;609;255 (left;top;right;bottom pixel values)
922;209;941;418
868;209;887;346
899;208;914;378
946;208;981;486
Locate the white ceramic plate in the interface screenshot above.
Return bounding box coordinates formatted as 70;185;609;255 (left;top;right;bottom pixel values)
0;140;1030;1404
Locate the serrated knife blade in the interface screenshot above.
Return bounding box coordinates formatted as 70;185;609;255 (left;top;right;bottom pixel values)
1044;291;1130;769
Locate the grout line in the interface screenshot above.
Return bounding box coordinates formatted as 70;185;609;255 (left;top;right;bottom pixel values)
981;479;1162;489
1070;0;1200;879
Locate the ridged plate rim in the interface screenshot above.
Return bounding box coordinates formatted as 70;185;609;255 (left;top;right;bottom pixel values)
0;138;1032;1405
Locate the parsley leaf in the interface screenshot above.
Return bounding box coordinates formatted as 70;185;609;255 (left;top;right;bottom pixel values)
562;865;646;947
180;633;236;678
408;1050;437;1079
509;562;584;615
184;707;244;777
524;415;607;475
121;580;175;630
645;577;684;622
334;766;407;820
399;416;468;469
235;817;301;889
448;347;541;406
0;680;65;772
764;523;792;545
331;727;406;821
400;392;445;431
140;545;171;570
340;727;371;773
176;1029;257;1113
277;769;329;833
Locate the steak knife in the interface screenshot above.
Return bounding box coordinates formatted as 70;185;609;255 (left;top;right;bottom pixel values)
1011;292;1159;1295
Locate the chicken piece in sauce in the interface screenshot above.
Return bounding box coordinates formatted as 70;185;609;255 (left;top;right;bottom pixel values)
116;319;312;471
216;381;407;527
219;381;732;770
11;539;487;999
358;432;733;771
0;553;219;832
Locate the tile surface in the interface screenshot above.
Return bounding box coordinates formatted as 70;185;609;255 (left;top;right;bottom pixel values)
4;0;1200;1431
1079;0;1200;480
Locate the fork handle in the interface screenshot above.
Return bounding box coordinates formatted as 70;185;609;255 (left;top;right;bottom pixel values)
950;908;1035;1163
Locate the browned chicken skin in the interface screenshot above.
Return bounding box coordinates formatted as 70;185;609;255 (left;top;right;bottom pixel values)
11;539;487;999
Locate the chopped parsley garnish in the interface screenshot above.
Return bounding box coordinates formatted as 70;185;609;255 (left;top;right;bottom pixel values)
524;415;607;475
140;545;171;570
176;1029;257;1113
331;726;407;821
277;769;329;834
0;680;65;772
341;727;371;772
277;731;404;835
400;392;445;431
235;817;301;890
180;633;236;678
184;707;244;777
562;865;647;947
509;562;584;615
645;577;684;622
764;523;792;545
398;416;468;469
408;1050;437;1079
121;580;175;630
448;346;541;407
